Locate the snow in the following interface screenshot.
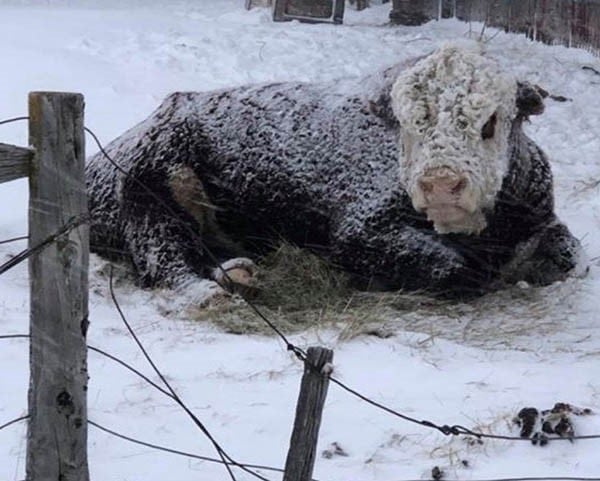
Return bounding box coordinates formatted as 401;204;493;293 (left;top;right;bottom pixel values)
1;1;600;480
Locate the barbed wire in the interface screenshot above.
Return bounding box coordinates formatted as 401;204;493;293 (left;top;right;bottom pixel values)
0;214;88;277
88;420;287;476
0;334;283;477
107;267;270;481
2;406;600;481
3;332;591;446
0;300;596;476
88;344;171;398
327;373;600;442
91;342;294;478
0;235;27;246
0;332;275;478
83;418;600;481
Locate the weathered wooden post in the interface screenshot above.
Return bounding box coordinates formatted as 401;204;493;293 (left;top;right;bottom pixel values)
283;346;333;481
26;92;89;481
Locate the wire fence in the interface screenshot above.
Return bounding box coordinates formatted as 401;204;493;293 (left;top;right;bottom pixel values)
0;117;598;481
0;235;27;246
0;116;28;127
0;214;88;276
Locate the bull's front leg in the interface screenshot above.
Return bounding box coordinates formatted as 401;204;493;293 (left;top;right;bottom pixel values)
121;208;210;290
330;216;495;298
501;219;585;286
119;162;257;298
121;209;259;304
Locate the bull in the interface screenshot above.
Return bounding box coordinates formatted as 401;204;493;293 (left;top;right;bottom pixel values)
86;43;583;299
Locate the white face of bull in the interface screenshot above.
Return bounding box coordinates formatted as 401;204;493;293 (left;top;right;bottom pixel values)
391;44;518;235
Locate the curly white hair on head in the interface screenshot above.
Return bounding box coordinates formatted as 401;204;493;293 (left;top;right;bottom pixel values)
391;42;518;234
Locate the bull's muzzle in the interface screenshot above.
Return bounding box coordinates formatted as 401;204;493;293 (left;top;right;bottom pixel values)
417;170;468;202
412;167;482;234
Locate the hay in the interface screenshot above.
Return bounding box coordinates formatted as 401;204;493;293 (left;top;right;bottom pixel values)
189;243;356;334
191;242;453;336
254;243;353;313
186;242;584;350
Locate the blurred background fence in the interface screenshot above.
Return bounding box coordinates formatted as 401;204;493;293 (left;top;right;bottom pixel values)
390;0;600;54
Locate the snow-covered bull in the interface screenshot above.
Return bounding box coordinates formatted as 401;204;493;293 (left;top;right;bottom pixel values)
86;44;583;298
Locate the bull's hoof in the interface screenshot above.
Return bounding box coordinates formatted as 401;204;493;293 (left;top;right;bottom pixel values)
212;257;259;298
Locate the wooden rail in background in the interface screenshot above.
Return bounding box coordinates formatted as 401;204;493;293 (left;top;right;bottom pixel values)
0;142;33;184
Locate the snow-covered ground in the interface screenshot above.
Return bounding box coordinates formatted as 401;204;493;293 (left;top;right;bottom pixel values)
1;1;600;480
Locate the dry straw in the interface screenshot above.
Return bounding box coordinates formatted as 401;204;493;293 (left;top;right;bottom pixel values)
188;241;584;350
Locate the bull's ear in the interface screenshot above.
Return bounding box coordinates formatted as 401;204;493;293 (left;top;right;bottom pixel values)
369;91;400;129
516;81;547;118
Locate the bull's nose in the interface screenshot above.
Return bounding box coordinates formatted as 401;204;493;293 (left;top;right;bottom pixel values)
417;173;468;198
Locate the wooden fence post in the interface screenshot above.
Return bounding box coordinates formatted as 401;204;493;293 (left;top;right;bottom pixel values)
283;346;334;481
26;92;89;481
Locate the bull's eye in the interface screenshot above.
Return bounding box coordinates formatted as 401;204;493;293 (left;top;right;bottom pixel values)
481;113;497;140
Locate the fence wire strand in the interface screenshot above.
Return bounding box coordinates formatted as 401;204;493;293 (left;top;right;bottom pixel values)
10;333;600;446
1;407;599;481
0;214;88;277
0;235;27;246
0;334;29;341
0;116;28;127
88;344;172;398
0;415;28;432
107;267;270;481
88;420;287;476
327;373;600;442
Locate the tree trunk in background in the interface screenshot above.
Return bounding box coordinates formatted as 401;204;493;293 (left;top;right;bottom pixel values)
389;0;600;54
350;0;370;10
390;0;434;25
245;0;272;8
